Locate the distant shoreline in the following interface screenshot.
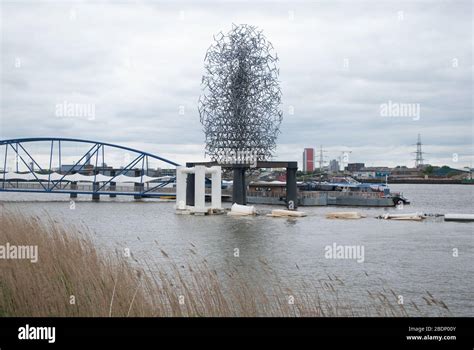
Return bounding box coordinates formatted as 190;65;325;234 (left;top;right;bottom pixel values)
354;179;474;185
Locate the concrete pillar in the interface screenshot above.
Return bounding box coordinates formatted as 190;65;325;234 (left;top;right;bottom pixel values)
232;166;246;205
286;163;298;210
176;166;187;210
92;182;100;201
70;181;77;198
194;165;206;214
210;166;222;209
109;170;116;198
186;163;195;206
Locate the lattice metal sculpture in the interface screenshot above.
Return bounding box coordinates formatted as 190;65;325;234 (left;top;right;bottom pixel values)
199;24;283;165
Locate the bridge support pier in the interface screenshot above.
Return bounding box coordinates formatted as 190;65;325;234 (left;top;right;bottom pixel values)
92;182;100;201
109;182;116;197
134;170;143;199
109;171;116;197
134;183;144;199
70;182;78;198
185;163;195;206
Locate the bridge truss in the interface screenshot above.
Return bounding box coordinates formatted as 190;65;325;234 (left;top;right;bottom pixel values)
0;137;180;198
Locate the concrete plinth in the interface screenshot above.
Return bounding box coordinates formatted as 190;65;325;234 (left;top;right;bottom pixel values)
177;164;222;214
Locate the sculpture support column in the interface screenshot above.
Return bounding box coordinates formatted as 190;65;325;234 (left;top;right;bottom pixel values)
232;166;246;205
286;162;298;210
241;168;247;205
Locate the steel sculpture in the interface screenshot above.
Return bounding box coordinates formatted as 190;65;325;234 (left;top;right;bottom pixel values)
198;24;283;204
199;24;282;163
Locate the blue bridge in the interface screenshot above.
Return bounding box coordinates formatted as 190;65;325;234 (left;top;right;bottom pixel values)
0;137;180;199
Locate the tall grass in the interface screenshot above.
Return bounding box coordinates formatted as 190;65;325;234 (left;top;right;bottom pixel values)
0;210;451;317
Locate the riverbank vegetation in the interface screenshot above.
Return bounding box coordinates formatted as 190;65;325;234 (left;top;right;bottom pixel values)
0;210;451;317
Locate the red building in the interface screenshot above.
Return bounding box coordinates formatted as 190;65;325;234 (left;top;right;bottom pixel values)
302;148;314;172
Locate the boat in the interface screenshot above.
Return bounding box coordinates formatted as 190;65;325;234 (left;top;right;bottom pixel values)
301;177;409;206
246;177;410;207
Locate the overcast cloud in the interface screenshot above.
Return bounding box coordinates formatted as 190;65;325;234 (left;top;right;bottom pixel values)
1;0;472;169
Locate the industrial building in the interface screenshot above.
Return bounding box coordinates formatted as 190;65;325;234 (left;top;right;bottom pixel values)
302;148;314;172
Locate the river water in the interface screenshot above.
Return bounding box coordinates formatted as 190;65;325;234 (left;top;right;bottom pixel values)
1;184;473;316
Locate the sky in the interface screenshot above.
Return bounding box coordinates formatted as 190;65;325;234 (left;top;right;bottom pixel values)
1;0;473;170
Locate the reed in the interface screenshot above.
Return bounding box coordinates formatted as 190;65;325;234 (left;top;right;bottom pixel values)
0;210;450;317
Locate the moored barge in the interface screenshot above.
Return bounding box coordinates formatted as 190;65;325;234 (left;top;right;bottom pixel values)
247;177;410;207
